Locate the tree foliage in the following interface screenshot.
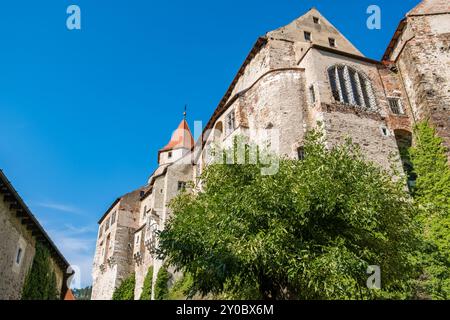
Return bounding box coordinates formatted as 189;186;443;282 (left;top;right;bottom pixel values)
72;286;92;300
21;242;59;300
410;121;450;299
112;274;135;300
140;266;154;300
167;273;194;300
154;266;171;300
157;131;420;300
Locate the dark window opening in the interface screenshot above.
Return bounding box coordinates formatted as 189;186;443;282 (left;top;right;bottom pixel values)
297;147;305;161
16;248;22;264
304;31;312;41
309;85;316;104
178;181;187;191
394;130;416;191
226;111;236;135
388;98;403;115
313;17;320;24
328;38;336;47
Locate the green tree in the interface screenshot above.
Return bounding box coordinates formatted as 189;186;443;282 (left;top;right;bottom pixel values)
154;266;170;300
22;242;59;300
156;131;420;300
410;121;450;299
140;266;154;300
112;274;135;300
167;273;194;300
72;286;92;300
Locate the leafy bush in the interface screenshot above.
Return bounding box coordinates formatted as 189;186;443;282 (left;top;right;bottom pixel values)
157;130;420;299
410;121;450;299
154;266;171;300
140;266;154;300
112;274;135;300
21;242;59;300
167;273;193;300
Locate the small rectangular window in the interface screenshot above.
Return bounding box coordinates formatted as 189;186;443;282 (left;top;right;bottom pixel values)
304;31;312;41
328;38;336;47
99;225;103;238
388;98;403;115
16;248;22;265
309;85;316;104
105;218;110;231
168;151;173;159
226;111;236;135
178;181;187;191
297;147;305;161
313;17;320;24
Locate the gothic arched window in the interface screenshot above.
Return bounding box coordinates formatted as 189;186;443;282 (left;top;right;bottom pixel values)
328;65;377;110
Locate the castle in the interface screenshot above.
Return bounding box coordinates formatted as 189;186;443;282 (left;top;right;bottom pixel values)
91;0;450;300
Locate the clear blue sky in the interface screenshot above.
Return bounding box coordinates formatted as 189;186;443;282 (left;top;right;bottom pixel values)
0;0;421;288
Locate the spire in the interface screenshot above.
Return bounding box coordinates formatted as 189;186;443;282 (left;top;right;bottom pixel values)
160;116;194;152
183;104;187;120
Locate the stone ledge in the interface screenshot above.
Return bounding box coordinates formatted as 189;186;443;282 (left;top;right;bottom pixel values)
319;103;383;121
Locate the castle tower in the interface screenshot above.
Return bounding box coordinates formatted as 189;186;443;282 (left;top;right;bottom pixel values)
91;188;146;300
383;0;450;159
158;118;194;165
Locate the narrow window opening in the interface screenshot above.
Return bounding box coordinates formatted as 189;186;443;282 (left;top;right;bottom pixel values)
328;38;336;47
16;248;22;265
388;98;403;115
168;151;173;159
178;181;187;191
297;147;305;161
226;111;236;135
309;85;316;104
304;31;312;41
313;17;320;24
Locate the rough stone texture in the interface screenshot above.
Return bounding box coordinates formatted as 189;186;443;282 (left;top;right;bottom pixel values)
388;2;450;159
91;189;144;300
0;195;36;300
268;8;363;57
0;193;66;300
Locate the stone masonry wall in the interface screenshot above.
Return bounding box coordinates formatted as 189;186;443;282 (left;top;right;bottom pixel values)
0;194;66;300
0;194;36;300
396;13;450;158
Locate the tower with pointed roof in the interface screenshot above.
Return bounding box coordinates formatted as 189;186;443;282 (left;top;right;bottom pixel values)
158;118;194;165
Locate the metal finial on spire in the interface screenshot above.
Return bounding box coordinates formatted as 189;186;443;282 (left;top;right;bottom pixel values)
183;104;187;120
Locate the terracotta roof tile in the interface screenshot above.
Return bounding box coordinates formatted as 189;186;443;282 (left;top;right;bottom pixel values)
160;119;194;152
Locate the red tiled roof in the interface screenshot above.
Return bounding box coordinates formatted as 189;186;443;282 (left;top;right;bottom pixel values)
64;289;76;300
160;119;194;152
